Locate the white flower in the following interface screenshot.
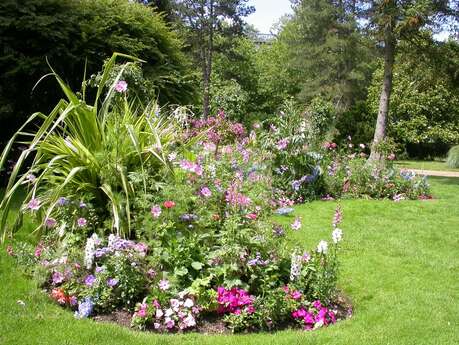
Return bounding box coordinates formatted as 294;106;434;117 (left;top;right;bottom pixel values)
84;235;97;269
165;308;174;317
317;240;328;254
291;217;302;231
332;228;343;243
155;309;164;318
289;252;303;281
183;298;194;308
183;314;196;328
170;299;180;309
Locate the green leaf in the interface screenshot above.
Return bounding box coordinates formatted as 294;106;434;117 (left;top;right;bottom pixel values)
191;262;203;271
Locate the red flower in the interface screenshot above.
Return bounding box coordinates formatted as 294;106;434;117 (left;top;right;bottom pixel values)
163;200;176;209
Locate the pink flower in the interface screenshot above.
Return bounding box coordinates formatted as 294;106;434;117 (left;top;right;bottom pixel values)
151;205;161;218
291;217;302;231
45;218;57;229
277;138;289;150
200;186;212;198
387;153;396;161
245;213;257;220
291;290;302;300
158;279;170;291
34;243;43;258
27;198;40;211
6;245;14;256
137;308;147;318
77;218;87;227
163;201;175;209
115;80;127;93
165;318;175;329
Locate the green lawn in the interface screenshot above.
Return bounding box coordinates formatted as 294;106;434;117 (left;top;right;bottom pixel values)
396;160;459;172
1;177;459;345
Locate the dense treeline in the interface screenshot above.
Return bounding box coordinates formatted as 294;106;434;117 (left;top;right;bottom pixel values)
0;0;458;160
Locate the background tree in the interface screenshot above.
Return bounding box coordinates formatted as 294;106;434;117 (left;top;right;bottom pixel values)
358;0;459;163
0;0;196;148
172;0;254;117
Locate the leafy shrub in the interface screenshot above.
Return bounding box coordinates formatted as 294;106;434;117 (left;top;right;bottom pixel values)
447;145;459;168
259;99;335;203
0;53;186;241
321;138;431;200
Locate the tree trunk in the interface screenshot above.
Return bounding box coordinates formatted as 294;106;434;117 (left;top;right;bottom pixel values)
202;0;215;118
368;25;396;164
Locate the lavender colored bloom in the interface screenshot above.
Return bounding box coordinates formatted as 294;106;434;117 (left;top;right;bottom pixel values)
84;274;96;287
180;213;198;222
115;80;128;93
95;266;105;273
79;201;87;208
57;197;68;206
74;297;94;319
292;180;302;191
27;198;40;211
107;278;119;287
151;205;161;218
52;271;64;285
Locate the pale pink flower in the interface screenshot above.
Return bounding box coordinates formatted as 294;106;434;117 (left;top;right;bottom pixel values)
27;198;40;211
291;217;302;231
151;205;161;218
115;80;127;93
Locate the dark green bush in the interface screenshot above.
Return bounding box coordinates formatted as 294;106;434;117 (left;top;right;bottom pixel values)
0;0;196;145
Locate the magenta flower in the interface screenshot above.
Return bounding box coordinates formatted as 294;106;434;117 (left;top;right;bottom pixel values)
291;290;302;300
77;218;87;227
151;205;161;218
27;198;40;211
115;80;128;93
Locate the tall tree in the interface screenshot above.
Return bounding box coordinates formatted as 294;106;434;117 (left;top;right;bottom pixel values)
172;0;254;117
284;0;375;111
360;0;458;163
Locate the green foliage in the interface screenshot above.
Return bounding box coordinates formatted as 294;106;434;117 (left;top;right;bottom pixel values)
0;54;183;241
446;146;459;169
0;0;196;146
367;42;459;158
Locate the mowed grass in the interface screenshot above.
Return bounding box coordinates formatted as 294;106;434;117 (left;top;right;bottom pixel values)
1;177;459;345
396;159;459;172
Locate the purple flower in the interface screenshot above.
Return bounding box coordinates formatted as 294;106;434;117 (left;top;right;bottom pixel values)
115;80;128;93
27;198;40;211
57;197;68;206
79;201;87;208
52;271;64;285
84;274;96;287
200;186;212;198
107;278;119;287
77;218;87;227
95;266;105;273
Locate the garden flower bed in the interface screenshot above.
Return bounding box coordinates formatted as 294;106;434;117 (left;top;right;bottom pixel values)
0;56;427;335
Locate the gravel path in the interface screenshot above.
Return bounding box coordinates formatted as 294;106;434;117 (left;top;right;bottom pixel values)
402;168;459;178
